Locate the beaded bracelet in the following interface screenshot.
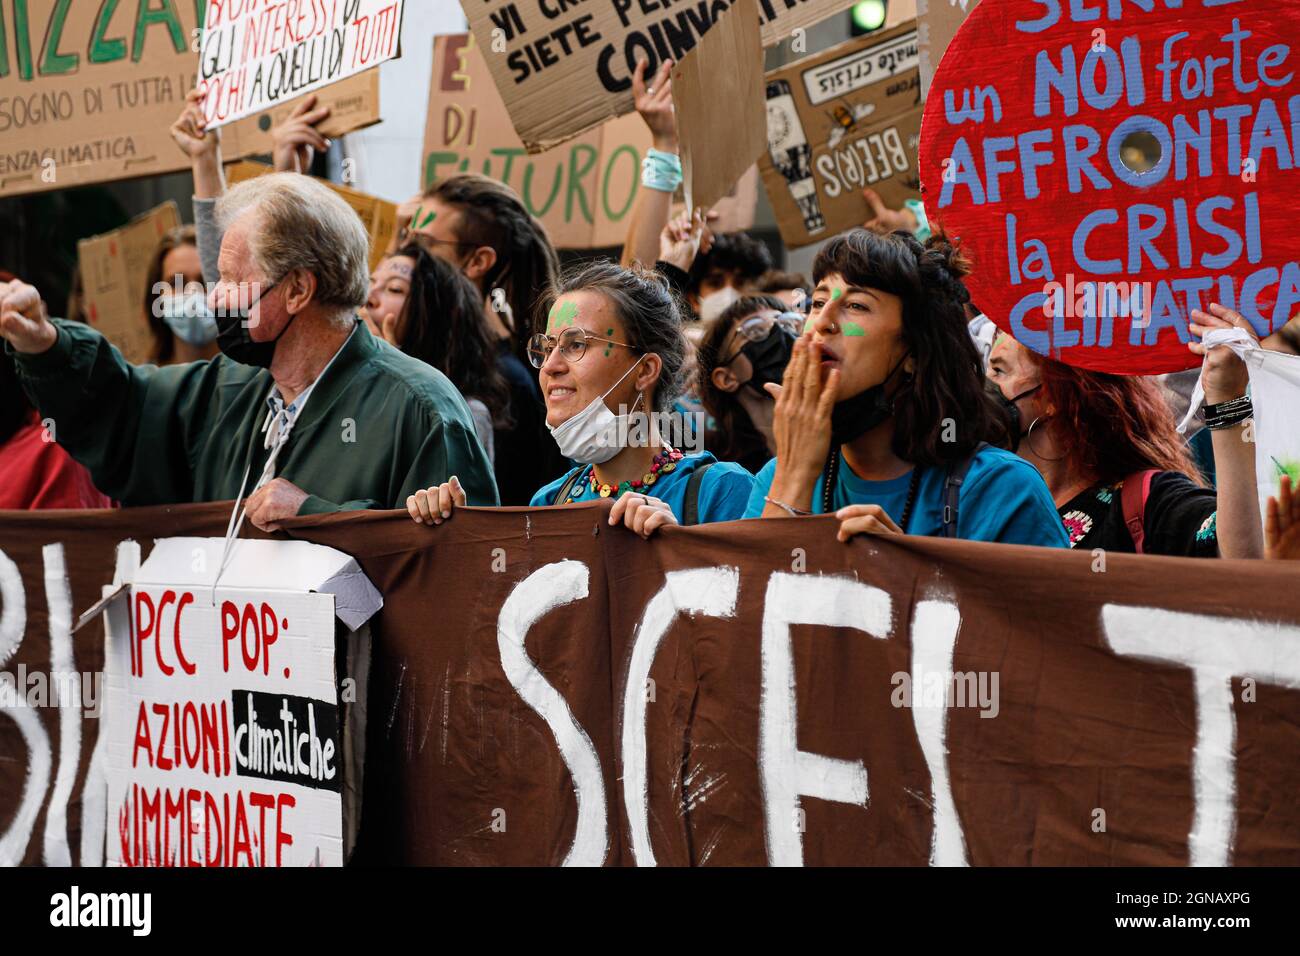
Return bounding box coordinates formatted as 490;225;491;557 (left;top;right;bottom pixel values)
642;148;683;193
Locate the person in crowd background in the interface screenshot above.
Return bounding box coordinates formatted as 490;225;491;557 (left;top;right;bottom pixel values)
408;262;756;536
987;306;1262;558
404;173;568;503
365;243;512;467
144;225;218;366
0;173;497;529
0;352;112;510
745;229;1067;548
697;294;799;474
172;91;560;505
756;270;810;311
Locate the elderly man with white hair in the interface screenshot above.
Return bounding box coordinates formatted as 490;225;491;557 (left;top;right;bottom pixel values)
0;173;498;528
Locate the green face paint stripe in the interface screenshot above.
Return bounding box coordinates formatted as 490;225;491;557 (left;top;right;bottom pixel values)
842;321;865;336
830;287;843;301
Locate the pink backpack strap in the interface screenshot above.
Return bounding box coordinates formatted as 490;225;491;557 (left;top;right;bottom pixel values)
1120;470;1159;554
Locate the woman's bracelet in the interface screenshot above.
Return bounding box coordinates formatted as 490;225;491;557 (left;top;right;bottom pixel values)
642;148;682;193
1204;394;1253;430
765;496;811;517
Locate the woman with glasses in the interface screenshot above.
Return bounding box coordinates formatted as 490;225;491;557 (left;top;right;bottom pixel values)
697;295;801;474
408;262;756;536
744;229;1068;548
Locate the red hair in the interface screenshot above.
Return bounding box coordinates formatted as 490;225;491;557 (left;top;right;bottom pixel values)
1027;354;1204;485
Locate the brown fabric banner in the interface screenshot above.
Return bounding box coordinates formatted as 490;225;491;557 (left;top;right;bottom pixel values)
2;503;1299;866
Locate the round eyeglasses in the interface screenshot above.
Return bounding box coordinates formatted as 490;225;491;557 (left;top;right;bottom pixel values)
527;326;640;369
721;311;803;364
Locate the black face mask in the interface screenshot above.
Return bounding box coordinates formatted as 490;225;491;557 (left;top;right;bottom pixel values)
215;280;290;369
830;353;909;445
739;328;796;393
998;383;1042;449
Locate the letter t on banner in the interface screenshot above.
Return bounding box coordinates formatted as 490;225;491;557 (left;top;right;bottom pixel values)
1102;605;1300;866
671;0;768;214
760;572;893;866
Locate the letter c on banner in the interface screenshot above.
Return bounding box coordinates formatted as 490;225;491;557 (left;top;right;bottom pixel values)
622;567;740;866
497;560;607;866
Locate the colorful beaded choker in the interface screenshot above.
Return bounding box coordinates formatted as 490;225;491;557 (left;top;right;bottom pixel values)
585;448;684;500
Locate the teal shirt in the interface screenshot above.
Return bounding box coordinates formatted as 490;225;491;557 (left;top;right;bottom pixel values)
743;446;1069;548
532;451;755;524
10;318;498;512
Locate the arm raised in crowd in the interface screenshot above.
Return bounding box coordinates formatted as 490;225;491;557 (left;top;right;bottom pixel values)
1189;303;1264;559
171;89;225;285
621;58;678;269
0;281;217;504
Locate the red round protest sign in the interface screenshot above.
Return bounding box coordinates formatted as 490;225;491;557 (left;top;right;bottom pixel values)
918;0;1300;374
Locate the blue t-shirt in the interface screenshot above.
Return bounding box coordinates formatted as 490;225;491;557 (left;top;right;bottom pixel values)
743;446;1069;548
532;451;755;525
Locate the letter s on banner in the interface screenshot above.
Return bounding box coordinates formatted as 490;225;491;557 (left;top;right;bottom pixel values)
497;560;607;866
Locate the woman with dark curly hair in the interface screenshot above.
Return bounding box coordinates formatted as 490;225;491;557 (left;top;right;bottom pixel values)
407;262;756;536
987;303;1262;557
744;228;1067;548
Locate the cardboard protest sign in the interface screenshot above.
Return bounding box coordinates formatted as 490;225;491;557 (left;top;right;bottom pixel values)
5;503;1300;867
225;161;397;269
223;69;384;157
423;33;651;249
0;2;381;199
918;0;1300;375
196;0;404;128
760;23;924;249
76;202;182;366
102;537;380;867
917;0;979;100
671;0;767;215
460;0;860;154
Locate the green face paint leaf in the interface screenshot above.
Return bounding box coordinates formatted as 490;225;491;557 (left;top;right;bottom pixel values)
842;320;865;336
547;300;578;332
411;206;437;230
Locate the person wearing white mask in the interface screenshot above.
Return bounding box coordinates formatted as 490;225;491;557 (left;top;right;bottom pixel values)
687;231;774;322
407;262;756;536
144;226;219;365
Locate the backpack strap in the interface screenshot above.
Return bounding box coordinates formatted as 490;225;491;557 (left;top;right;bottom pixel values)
941;442;987;538
683;461;714;526
553;467;586;506
1121;469;1159;554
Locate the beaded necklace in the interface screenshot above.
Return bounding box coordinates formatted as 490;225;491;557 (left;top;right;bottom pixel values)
566;448;684;502
822;448;920;532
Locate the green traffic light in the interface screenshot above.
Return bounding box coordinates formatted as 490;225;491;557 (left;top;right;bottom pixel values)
851;0;887;32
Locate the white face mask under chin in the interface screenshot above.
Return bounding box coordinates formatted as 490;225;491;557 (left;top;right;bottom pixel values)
698;285;742;322
548;358;644;465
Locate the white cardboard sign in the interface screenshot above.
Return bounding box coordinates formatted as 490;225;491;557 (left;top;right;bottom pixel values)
196;0;405;128
104;538;381;867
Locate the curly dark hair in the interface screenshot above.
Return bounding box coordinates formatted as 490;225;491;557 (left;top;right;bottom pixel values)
395;243;513;430
688;231;773;293
813;228;1012;465
540;261;687;414
425;175;559;366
